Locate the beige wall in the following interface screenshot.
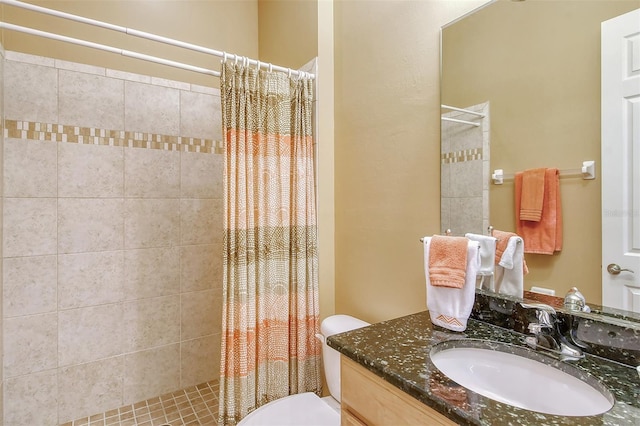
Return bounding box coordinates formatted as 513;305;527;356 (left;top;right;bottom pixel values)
442;0;638;305
316;0;336;321
0;43;4;424
2;0;259;88
258;0;318;69
333;0;488;324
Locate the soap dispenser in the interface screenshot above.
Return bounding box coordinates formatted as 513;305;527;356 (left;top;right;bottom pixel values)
564;287;590;313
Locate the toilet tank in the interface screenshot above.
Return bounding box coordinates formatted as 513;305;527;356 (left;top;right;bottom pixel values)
319;315;369;403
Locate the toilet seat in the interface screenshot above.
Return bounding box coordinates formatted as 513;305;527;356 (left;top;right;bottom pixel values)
237;392;340;426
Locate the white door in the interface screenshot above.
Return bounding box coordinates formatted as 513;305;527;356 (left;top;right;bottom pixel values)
602;8;640;312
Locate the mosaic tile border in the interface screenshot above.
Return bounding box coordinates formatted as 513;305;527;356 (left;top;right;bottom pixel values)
441;147;483;164
61;380;219;426
4;120;224;154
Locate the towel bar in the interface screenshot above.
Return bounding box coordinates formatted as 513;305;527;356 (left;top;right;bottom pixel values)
419;229;453;242
492;161;595;185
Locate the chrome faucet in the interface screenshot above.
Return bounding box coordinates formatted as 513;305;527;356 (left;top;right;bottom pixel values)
520;303;584;361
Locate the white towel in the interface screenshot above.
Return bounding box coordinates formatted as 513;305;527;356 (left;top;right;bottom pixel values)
495;236;524;298
424;237;480;332
465;233;497;291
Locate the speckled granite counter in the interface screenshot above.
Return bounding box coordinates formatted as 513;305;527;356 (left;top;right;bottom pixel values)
327;311;640;425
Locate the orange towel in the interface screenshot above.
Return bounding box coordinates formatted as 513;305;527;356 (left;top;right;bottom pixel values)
515;168;563;255
519;168;546;222
428;235;468;288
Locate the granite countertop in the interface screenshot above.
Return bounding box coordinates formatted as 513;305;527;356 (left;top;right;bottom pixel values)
327;311;640;426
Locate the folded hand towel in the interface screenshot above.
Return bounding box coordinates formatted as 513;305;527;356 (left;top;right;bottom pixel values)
495;236;525;298
424;237;480;332
465;233;496;291
493;230;517;264
515;168;563;255
519;168;546;222
492;229;529;275
465;233;496;273
428;235;469;289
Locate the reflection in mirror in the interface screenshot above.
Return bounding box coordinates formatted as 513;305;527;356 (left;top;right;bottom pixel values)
440;0;639;310
440;102;490;236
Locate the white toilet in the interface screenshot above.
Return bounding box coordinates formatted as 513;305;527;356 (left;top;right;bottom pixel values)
237;314;370;426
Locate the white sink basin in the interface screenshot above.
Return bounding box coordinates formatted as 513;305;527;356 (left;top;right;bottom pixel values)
430;341;614;416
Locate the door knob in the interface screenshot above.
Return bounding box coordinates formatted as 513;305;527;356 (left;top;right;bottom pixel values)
607;263;635;275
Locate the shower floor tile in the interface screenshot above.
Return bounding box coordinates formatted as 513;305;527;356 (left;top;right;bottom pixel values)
60;381;219;426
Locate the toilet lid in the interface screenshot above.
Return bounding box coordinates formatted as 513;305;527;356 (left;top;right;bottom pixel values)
237;392;340;426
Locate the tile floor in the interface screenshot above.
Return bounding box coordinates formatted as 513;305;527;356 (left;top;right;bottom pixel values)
60;381;219;426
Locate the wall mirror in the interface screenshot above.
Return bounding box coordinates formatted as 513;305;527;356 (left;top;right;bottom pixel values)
440;0;640;317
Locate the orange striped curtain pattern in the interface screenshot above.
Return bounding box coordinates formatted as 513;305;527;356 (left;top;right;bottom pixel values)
217;60;321;425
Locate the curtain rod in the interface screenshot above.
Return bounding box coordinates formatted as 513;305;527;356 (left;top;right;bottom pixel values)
441;104;486;118
0;0;314;79
441;116;481;127
0;22;220;76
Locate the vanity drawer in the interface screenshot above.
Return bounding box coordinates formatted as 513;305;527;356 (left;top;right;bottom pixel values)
341;409;367;426
340;356;456;426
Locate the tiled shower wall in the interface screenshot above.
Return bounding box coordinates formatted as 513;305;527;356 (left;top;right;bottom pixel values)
2;51;223;425
440;102;490;236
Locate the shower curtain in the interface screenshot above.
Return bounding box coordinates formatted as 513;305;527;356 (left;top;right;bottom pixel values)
218;60;321;424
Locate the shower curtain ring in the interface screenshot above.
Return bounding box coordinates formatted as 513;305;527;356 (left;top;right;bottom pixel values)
288;68;292;78
234;54;238;65
269;63;273;72
222;52;227;62
257;60;261;71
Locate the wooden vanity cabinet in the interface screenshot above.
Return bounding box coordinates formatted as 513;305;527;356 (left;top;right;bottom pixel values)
340;356;457;426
